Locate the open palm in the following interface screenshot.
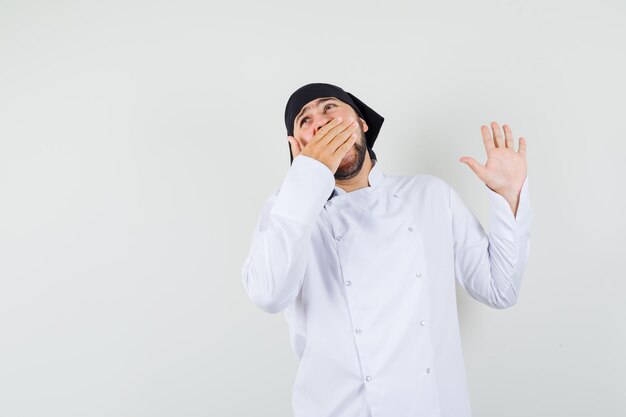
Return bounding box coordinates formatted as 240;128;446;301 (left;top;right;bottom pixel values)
459;122;527;200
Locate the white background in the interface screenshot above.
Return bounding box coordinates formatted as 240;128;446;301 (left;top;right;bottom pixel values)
1;0;624;415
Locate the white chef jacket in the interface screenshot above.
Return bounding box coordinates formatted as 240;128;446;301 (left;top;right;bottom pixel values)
241;154;532;417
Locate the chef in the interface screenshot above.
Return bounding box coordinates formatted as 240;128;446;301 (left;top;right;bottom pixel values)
241;82;532;417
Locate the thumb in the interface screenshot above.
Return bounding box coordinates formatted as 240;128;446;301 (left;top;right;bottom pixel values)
288;135;301;156
459;157;486;179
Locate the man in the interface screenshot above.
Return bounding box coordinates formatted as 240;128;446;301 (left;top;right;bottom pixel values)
241;82;532;417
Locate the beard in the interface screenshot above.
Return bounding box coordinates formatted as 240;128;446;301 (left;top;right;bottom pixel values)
334;128;367;181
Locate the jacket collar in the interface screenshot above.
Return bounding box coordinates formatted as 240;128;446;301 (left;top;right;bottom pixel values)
327;159;383;200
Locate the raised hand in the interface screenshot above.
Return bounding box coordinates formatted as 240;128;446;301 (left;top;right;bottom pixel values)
459;122;528;215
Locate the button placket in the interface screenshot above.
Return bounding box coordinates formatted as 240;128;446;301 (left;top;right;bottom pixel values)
327;196;379;391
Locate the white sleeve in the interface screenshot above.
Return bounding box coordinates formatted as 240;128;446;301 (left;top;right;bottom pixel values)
241;155;335;314
450;176;533;309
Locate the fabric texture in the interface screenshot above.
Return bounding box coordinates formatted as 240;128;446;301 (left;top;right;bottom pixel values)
242;155;533;417
284;82;384;165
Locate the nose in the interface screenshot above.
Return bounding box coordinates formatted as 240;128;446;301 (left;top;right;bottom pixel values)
313;117;333;136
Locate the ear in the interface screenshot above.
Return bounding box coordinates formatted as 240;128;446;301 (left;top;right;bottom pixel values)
359;117;369;133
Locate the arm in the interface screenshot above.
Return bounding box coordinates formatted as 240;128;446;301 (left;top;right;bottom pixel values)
241;155;335;314
450;175;533;308
456;122;532;308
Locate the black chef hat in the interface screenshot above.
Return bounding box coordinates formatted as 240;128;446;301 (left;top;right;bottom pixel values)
284;82;384;165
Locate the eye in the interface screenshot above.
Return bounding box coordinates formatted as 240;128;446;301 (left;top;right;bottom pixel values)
299;103;336;127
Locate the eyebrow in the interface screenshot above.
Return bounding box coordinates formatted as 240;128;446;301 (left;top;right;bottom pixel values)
295;97;338;127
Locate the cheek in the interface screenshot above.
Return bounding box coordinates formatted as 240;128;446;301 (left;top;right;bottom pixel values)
295;137;311;149
296;129;311;143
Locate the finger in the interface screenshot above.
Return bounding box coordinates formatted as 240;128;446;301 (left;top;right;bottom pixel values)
310;117;344;144
328;120;359;148
287;137;296;158
459;156;487;180
481;125;495;152
318;118;358;145
491;121;503;148
333;131;358;157
503;124;514;149
518;137;527;156
288;135;302;157
330;129;358;154
289;135;303;152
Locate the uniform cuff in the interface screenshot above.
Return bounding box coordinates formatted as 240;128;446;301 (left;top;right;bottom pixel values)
270;155;335;224
486;175;532;240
